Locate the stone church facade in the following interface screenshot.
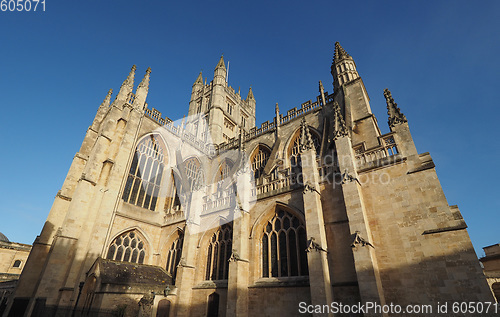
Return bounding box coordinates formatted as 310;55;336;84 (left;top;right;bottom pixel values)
3;43;494;317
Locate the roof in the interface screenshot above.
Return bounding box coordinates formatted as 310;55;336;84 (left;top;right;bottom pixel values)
96;258;172;286
0;233;9;243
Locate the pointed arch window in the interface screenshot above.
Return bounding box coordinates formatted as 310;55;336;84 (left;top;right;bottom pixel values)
215;159;234;183
106;230;146;264
288;128;321;184
289;128;321;159
166;232;184;284
185;157;204;191
165;171;182;213
205;224;232;281
122;135;165;211
262;209;308;278
251;145;271;179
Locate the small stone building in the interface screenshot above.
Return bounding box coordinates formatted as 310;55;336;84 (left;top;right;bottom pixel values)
480;243;500;301
0;233;31;316
3;42;494;317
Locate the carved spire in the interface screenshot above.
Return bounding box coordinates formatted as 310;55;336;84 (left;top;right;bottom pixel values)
334;41;350;61
92;89;113;130
114;65;136;106
331;42;359;91
275;103;281;128
384;88;407;128
319;80;325;93
133;67;151;109
123;65;136;89
194;71;203;85
101;89;113;108
332;101;348;140
299;118;315;153
319;80;326;106
215;55;226;70
138;67;151;89
246;87;254;101
214;55;227;86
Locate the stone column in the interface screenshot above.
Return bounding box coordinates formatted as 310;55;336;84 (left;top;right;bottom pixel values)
300;142;333;316
334;134;386;315
225;208;249;317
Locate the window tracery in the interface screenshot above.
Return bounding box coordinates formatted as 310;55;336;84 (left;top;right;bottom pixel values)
185;157;204;191
205;224;232;281
166;232;184;283
262;210;308;278
215;159;234;182
122;135;165;211
106;230;146;264
251;145;271;179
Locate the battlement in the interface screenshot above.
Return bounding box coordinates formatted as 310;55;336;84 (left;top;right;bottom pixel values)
143;91;334;155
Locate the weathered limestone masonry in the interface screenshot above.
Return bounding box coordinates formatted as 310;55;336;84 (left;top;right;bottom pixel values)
4;42;494;317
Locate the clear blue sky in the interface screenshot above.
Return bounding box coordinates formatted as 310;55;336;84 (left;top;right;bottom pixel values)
0;1;498;256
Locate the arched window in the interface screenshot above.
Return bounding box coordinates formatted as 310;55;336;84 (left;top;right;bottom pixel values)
205;224;232;281
157;299;171;317
184;157;204;191
288;127;321;184
122;135;165;211
215;159;234;182
12;260;22;268
166;232;184;284
288;127;321;160
106;230;146;264
251;145;271;179
262;209;308;278
165;172;182;213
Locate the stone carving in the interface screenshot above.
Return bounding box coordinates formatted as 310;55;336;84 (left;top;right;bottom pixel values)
351;231;374;248
306;237;328;253
137;67;152;90
138;292;155;317
121;65;136;90
332;101;348;141
299;118;315;153
341;169;360;185
228;249;248;263
334;41;350;61
303;182;320;195
384;88;407;128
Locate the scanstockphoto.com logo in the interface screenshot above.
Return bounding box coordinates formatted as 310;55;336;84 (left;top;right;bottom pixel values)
127;113;256;235
127;113;395;234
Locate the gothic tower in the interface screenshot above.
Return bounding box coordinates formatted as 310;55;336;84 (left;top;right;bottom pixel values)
4;43;494;317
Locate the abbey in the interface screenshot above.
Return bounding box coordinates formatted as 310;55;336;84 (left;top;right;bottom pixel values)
3;42;494;317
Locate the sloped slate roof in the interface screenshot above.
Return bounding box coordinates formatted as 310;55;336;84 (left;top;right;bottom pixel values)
0;232;9;242
98;258;172;286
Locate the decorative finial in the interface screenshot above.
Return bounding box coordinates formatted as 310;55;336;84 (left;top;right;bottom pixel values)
121;65;136;89
246;87;254;100
299;118;315;153
319;80;325;93
215;55;226;70
100;88;113;107
332;101;348;140
334;42;350;62
275;103;279;114
195;72;203;84
137;67;151;89
384;88;407;128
